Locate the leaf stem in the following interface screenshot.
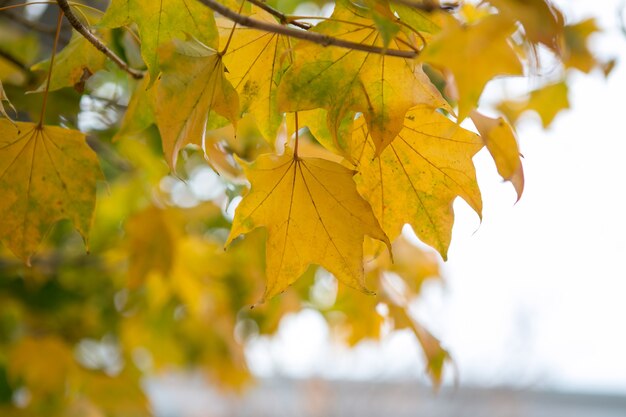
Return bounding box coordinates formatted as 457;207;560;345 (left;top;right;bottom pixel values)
294;112;299;159
220;0;247;55
55;0;144;79
197;0;419;59
38;10;63;128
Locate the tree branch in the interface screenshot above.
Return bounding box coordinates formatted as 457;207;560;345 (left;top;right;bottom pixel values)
246;0;311;30
389;0;459;12
198;0;419;59
55;0;144;79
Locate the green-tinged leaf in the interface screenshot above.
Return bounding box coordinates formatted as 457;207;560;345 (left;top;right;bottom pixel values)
0;121;102;262
114;76;156;141
278;3;449;155
100;0;218;78
31;32;108;93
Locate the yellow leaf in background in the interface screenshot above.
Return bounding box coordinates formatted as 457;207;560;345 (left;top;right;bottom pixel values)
227;149;390;301
350;106;483;259
125;206;177;288
31;32;108;93
219;9;292;143
99;0;218;78
388;304;450;387
471;111;524;200
563;19;601;73
365;235;441;294
0;121;102;263
155;38;239;170
487;0;563;51
367;235;448;386
76;368;149;417
278;3;449;155
0;80;16;120
497;81;570;128
329;287;383;345
421;14;523;121
8;336;76;396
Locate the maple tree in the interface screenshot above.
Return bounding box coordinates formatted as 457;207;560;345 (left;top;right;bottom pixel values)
0;0;612;415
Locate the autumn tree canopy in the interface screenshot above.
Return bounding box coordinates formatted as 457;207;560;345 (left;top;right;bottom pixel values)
0;0;611;415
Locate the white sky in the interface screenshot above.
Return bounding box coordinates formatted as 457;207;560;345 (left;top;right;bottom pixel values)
245;0;626;394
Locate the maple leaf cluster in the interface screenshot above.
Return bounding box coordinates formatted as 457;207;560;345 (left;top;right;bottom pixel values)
0;0;612;414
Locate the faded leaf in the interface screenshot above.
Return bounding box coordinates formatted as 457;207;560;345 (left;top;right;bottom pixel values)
8;336;76;396
563;19;601;73
0;121;102;262
125;206;177;288
497;81;570;128
487;0;563;51
227;149;390;300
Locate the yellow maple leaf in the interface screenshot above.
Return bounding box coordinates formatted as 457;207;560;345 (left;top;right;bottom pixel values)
0;121;102;262
219;9;293;142
154;38;239;170
421;14;523;121
227;149;390;300
471;111;524;200
350;106;483;259
278;3;449;155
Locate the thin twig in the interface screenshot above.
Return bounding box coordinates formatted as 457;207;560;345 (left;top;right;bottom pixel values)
389;0;459;12
197;0;418;58
246;0;311;30
55;0;144;79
